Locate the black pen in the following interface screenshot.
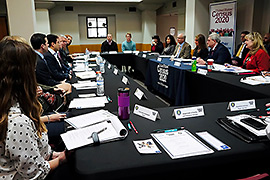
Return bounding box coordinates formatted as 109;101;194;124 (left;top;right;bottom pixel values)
235;109;260;114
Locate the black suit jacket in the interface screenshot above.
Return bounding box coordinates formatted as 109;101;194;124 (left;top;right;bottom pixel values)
232;43;249;66
44;50;70;81
151;41;164;54
101;40;118;52
35;54;60;86
208;43;232;64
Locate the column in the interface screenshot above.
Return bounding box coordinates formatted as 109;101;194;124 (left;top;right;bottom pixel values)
142;10;156;44
6;0;36;42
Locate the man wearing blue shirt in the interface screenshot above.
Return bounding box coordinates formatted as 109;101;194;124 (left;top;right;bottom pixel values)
122;32;136;51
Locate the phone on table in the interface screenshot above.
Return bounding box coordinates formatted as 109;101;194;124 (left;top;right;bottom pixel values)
240;118;267;130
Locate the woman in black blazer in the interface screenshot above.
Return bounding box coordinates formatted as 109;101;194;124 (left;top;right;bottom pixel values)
161;34;176;55
193;34;208;60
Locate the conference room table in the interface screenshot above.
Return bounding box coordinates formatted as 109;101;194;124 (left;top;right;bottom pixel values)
100;52;270;106
145;57;270;106
69;58;270;179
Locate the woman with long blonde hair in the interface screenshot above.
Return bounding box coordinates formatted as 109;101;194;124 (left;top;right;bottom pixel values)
242;32;270;73
0;37;66;179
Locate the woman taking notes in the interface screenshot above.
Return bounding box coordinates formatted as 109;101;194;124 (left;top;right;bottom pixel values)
242;32;270;73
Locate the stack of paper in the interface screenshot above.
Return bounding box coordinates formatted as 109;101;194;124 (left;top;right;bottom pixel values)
75;71;96;79
212;64;252;74
69;96;108;109
72;81;97;90
61;110;128;150
240;76;270;85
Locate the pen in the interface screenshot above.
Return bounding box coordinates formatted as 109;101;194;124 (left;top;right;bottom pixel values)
129;121;138;134
127;123;132;131
266;108;270;111
88;127;107;139
107;96;113;103
236;108;260;114
152;127;184;133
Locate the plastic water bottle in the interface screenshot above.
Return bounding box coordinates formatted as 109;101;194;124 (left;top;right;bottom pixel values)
85;48;90;55
99;59;105;73
191;60;197;72
96;71;104;96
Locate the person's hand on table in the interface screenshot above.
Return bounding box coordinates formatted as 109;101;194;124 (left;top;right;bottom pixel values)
196;58;206;65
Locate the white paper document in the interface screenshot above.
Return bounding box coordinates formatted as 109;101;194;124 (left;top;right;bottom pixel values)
151;130;214;159
75;71;96;79
240;76;270;85
196;131;231;151
72;81;97;90
212;63;252;74
133;139;161;154
69;97;108;109
62;110;128;150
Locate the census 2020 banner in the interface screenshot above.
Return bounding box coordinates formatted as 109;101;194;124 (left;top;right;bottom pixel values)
209;1;237;56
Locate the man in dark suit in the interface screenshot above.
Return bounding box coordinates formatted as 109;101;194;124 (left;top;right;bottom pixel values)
44;34;72;82
173;33;191;59
232;31;250;66
101;33;118;52
30;33;60;86
197;32;231;65
59;35;73;67
31;33;72;93
264;33;270;56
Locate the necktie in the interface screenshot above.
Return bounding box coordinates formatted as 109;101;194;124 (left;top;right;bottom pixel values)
236;44;244;57
175;45;181;58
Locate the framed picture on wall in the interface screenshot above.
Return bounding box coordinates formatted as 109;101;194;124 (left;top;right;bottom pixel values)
86;17;108;38
170;27;176;36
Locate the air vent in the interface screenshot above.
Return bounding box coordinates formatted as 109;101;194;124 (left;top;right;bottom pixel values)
172;1;177;8
65;6;73;11
129;7;136;12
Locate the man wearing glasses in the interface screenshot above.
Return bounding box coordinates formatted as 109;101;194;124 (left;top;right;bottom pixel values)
173;33;191;59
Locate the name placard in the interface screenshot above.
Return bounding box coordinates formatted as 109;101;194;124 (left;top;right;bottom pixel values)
174;61;181;67
228;99;256;111
133;104;160;121
173;106;204;119
197;68;207;75
107;63;112;69
157;57;162;62
113;68;118;75
134;88;147;100
142;54;147;58
122;76;129;85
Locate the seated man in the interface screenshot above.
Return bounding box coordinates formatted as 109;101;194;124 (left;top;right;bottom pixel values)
197;32;232;65
30;33;72;94
232;31;250;66
122;32;136;51
101;33;118;52
44;34;72;82
173;33;191;59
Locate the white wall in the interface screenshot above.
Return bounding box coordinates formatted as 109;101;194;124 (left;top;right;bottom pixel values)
49;3;142;45
35;9;51;34
157;15;178;42
6;0;36;42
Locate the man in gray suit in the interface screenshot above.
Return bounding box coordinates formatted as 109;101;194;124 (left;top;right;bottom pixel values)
173;33;191;59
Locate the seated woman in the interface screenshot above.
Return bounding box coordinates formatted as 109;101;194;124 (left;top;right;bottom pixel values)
161;34;176;55
193;34;208;60
242;32;270;73
0;38;66;179
151;35;164;54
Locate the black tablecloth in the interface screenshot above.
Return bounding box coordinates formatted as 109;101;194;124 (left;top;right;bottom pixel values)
74;98;270;180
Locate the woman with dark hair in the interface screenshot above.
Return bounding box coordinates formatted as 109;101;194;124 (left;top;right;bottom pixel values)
161;34;176;55
151;35;164;54
0;38;66;179
242;32;270;74
193;34;208;60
